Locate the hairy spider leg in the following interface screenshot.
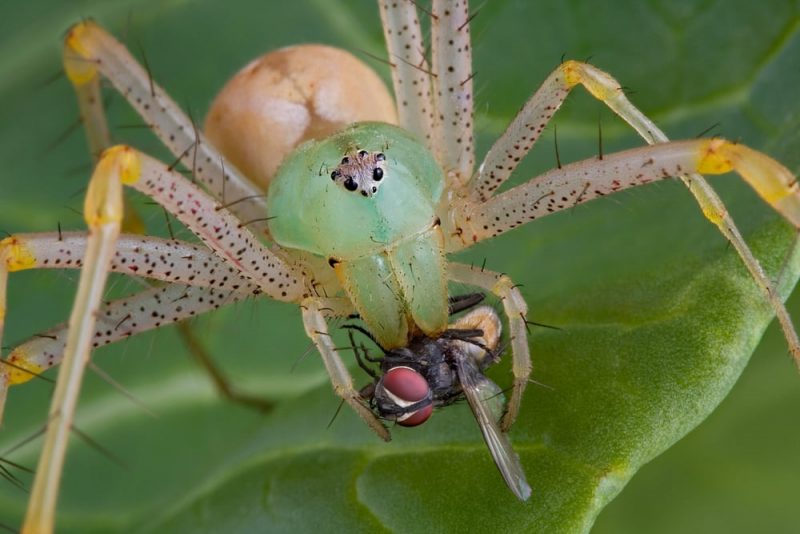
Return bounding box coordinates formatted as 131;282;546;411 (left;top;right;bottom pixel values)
380;0;474;190
9;284;251;381
62;19;391;441
3;146;305;390
449;263;530;431
430;0;474;188
23;146;135;533
466;140;798;238
378;0;434;147
64;20;283;414
459;58;800;364
301;298;390;440
1;232;255;385
63;21;267;233
19;143;312;531
2;233;253;289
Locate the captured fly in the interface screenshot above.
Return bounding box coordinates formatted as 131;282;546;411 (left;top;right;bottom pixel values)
353;295;532;501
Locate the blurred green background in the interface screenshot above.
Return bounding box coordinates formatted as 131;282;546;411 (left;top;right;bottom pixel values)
0;0;798;532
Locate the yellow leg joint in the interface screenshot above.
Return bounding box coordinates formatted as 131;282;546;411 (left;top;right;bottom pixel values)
559;60;619;101
560;60;583;88
0;237;36;272
85;146;141;227
696;139;735;175
63;22;101;85
5;350;45;386
696;139;800;226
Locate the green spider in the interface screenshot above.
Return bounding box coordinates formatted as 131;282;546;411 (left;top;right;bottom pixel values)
0;0;798;531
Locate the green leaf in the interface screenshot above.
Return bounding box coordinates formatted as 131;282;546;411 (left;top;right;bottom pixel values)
0;0;799;532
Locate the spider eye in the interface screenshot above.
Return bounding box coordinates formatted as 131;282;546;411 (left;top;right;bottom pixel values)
376;366;433;427
372;167;383;181
343;177;358;191
341;156;350;164
376;153;386;161
330;170;340;180
358;150;369;158
361;190;368;197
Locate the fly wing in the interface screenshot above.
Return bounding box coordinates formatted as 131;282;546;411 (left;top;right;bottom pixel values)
455;353;532;501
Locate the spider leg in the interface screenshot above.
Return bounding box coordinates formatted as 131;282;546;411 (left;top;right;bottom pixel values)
451;59;800;364
63;21;266;231
464;140;798;238
448;263;530;432
379;0;434;148
467;66;575;201
94;146;306;301
430;0;475;188
455;138;800;366
0;232;252;288
23;146;132;533
5;283;252;388
559;61;800;362
0;231;262;416
301;297;390;441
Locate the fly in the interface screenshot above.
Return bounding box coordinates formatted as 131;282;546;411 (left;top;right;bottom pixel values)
353;295;532;501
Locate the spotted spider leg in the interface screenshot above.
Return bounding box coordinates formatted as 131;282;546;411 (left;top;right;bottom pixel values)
63;21;268;233
4;147;308;382
23;146;132;533
448;263;530;431
466;140;799;239
10;284;252;385
381;0;474;189
19;142;311;531
380;0;533;431
1;232;256;386
60;20;297;410
62;17;391;444
106;148;305;299
2;233;253;288
457;59;800;364
455;139;800;396
301;297;390;441
378;0;434;148
430;0;474;188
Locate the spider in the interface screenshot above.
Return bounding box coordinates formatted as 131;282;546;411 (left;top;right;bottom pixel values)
1;0;800;532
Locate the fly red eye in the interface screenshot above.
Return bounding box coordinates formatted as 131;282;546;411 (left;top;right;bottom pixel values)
381;366;432;426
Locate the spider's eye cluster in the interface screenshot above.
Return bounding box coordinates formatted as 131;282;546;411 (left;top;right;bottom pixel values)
330;150;387;198
373;366;433;426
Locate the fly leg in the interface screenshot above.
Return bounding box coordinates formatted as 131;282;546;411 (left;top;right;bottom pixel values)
301;297;390;441
448;263;530;432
